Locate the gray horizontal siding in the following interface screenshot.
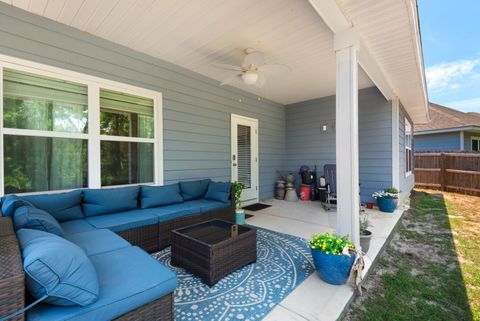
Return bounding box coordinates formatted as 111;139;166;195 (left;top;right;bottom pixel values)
0;3;285;200
399;103;414;201
285;87;393;202
414;132;461;151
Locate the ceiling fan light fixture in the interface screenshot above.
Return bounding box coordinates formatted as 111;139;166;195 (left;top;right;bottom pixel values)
241;71;258;85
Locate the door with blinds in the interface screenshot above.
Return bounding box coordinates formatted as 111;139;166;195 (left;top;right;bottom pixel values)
231;114;259;203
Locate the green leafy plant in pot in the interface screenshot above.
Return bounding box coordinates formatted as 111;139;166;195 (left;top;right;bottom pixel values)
372;187;399;213
359;213;372;253
232;181;245;224
308;232;356;285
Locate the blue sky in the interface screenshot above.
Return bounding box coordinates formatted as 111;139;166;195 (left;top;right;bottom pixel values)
418;0;480;113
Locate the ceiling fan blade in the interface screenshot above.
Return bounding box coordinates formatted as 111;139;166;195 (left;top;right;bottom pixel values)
242;52;265;68
212;63;243;71
259;63;291;76
220;74;242;86
256;75;267;88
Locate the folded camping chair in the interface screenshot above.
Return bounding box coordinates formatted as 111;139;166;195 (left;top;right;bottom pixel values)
321;164;337;210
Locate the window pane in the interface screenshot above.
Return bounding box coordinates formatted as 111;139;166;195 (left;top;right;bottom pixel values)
473;139;479;151
101;141;153;186
237;124;252;189
100;89;154;138
3;135;88;193
3;69;88;133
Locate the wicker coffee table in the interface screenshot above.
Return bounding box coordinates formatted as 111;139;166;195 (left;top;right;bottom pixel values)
171;219;257;286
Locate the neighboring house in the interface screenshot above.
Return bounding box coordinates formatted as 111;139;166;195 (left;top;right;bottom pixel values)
415;103;480;152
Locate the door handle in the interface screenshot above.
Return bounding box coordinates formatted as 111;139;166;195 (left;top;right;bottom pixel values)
232;163;237;167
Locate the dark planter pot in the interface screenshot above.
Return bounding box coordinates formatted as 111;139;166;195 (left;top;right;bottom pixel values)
360;230;372;253
377;197;398;213
310;248;355;285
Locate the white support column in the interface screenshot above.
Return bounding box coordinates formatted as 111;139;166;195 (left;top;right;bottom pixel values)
392;98;400;190
335;33;360;248
460;131;464;151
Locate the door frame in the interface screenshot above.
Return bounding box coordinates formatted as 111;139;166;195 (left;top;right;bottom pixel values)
230;114;259;205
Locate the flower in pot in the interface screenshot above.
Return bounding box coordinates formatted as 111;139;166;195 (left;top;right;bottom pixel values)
359;213;372;253
232;181;245;224
308;232;356;285
372;188;399;213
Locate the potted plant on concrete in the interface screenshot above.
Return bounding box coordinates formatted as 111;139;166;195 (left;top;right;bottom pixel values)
372;187;399;213
232;181;245;224
359;213;372;253
308;232;356;285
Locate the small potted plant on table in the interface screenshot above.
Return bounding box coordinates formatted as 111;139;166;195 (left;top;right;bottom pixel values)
232;181;245;224
372;188;399;213
308;232;356;285
360;214;372;253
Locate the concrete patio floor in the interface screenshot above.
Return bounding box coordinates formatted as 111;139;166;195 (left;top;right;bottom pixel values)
245;198;407;321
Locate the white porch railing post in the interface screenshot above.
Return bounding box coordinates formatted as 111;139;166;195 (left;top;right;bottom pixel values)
334;30;360;248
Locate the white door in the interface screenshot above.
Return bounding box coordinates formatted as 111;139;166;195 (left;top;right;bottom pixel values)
231;114;259;204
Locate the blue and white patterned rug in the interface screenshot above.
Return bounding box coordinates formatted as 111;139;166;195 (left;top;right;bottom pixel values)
152;227;314;321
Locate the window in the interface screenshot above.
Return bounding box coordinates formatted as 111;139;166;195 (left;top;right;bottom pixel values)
405;117;413;175
0;59;162;195
472;137;480;152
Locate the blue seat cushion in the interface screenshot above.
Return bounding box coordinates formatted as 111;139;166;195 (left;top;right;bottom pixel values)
1;195;33;217
13;206;64;237
17;229;99;307
140;184;183;209
185;199;230;213
82;186;140;217
65;229;131;256
204;181;231;203
60;220;96;236
146;203;199;222
22;190;83;223
179;179;211;201
85;210;157;232
27;246;177;321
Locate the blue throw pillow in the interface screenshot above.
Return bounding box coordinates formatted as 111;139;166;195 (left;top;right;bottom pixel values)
82;186;140;217
14;206;64;237
1;195;33;217
179;179;211;201
204;182;231;204
17;228;99;306
22;190;83;223
140;184;184;209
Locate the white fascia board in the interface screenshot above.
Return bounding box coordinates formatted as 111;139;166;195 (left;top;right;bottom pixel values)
311;0;395;101
414;126;480;136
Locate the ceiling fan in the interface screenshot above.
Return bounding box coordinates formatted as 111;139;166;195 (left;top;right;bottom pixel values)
213;48;291;88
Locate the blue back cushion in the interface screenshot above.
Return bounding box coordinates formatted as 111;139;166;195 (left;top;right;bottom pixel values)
1;195;32;217
140;184;183;209
14;206;64;237
22;190;83;223
179;179;211;201
203;181;231;204
17;229;99;306
82;186;140;217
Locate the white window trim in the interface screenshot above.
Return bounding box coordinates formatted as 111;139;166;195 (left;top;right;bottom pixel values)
472;136;480;152
405;117;413;177
0;54;164;195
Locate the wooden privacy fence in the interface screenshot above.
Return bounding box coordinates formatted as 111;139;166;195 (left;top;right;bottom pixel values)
414;152;480;196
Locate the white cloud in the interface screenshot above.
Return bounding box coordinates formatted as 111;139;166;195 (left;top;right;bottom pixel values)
426;58;480;94
445;97;480;113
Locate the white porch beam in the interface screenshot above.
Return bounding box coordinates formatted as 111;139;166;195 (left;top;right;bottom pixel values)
309;1;396;101
335;40;360;248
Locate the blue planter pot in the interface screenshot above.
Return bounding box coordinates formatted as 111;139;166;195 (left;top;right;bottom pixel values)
235;210;245;225
377;197;398;213
310;248;355;285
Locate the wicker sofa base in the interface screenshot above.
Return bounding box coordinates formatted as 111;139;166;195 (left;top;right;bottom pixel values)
159;206;235;250
114;292;173;321
117;223;159;253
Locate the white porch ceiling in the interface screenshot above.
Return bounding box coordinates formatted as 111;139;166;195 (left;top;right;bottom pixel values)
1;0;375;105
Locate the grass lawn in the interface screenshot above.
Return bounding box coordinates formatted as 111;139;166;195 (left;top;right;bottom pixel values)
344;190;480;321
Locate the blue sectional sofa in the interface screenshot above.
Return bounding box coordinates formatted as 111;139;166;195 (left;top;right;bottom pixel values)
0;179;234;321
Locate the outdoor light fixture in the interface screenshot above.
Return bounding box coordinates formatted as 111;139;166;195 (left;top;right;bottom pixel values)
241;70;259;85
